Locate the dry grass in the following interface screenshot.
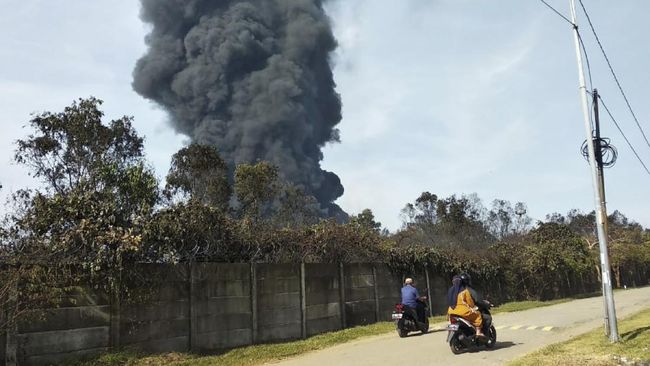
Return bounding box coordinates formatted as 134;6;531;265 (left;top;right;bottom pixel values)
509;307;650;366
75;317;446;366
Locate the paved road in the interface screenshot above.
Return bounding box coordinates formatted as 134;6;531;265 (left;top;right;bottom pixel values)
269;287;650;366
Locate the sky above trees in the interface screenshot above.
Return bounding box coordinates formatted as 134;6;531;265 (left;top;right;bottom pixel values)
1;0;649;230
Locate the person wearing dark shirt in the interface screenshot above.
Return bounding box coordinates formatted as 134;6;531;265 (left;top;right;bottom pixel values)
401;278;427;322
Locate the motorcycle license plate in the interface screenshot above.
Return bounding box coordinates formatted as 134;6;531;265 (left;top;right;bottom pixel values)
392;313;403;320
447;324;459;331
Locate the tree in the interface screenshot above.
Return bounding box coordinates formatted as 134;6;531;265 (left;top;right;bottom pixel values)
398;192;493;249
522;222;593;299
234;161;280;220
351;209;382;233
165;144;231;210
5;97;159;314
274;184;322;228
15;97;145;195
487;199;532;239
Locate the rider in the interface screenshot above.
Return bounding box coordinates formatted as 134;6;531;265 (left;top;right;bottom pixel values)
401;278;427;323
447;273;488;338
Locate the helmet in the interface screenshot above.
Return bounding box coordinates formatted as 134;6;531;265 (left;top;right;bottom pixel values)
459;273;472;286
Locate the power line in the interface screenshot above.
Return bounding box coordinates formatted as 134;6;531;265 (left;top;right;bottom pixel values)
538;0;574;26
578;0;650;151
597;94;650;176
537;1;593;94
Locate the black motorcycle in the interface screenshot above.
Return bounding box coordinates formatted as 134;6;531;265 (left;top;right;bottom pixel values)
392;299;429;337
446;302;496;354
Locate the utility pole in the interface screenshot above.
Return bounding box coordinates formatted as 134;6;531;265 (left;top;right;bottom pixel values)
569;0;620;342
593;90;608;235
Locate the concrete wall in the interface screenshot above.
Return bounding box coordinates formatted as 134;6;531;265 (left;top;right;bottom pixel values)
5;263;459;365
1;308;6;366
16;289;110;366
374;264;402;321
256;263;302;343
343;264;377;327
428;274;450;315
191;263;252;351
304;264;341;336
120;264;190;354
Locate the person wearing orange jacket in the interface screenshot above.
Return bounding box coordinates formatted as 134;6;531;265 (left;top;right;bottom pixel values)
447;273;486;338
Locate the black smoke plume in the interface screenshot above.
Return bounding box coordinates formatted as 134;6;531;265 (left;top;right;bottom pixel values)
133;0;345;218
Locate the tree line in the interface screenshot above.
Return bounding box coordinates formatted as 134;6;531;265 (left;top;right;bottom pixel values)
1;98;649;325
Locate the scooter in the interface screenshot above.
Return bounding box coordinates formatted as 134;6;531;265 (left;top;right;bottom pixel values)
446;303;496;354
392;299;429;338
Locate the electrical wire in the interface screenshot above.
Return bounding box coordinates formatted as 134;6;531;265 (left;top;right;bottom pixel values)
537;1;593;103
578;0;650;151
597;95;650;176
538;0;574;26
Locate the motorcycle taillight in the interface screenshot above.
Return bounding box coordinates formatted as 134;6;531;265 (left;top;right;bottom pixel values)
395;304;404;312
449;317;457;324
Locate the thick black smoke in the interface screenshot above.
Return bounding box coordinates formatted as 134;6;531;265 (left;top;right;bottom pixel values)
133;0;345;219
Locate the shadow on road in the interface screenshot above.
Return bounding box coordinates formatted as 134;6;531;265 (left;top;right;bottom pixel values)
402;331;432;337
490;341;518;351
461;341;519;353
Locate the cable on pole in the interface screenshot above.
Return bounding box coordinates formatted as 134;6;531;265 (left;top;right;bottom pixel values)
598;95;650;176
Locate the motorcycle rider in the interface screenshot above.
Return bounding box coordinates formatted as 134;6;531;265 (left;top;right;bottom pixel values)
447;273;488;338
401;278;427;323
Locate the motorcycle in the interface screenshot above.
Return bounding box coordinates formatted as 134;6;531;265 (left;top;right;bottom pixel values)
446;302;497;354
392;299;429;337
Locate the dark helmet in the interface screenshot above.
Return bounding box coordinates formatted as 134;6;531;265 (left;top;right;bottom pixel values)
459;273;472;286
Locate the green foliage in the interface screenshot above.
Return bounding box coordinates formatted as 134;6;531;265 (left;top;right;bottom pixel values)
3;97;650;333
2;98;159;326
273;185;322;228
399;192;495;249
351;209;382;233
165;144;231;210
234;162;280;220
141;201;242;263
15;97;145;194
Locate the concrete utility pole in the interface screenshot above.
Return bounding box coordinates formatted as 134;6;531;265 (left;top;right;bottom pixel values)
569;0;620;342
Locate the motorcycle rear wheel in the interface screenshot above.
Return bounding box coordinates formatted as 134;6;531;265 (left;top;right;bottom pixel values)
398;328;409;338
449;335;464;354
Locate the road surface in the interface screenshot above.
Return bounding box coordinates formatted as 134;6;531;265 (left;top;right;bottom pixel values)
269;286;650;366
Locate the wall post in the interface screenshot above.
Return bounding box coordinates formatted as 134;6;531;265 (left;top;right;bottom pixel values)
189;262;197;352
300;263;307;339
424;267;433;317
338;263;346;329
372;265;380;322
250;263;258;344
5;282;17;366
109;269;121;351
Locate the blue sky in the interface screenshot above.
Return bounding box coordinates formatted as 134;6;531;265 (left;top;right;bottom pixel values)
1;0;649;231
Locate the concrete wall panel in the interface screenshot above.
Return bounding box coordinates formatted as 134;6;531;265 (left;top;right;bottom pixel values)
256;264;301;343
17;326;109;358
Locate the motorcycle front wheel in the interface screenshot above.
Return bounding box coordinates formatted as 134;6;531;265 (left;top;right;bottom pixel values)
420;317;430;334
485;325;497;349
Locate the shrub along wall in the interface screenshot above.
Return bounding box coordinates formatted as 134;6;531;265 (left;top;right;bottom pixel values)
2;261;648;366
